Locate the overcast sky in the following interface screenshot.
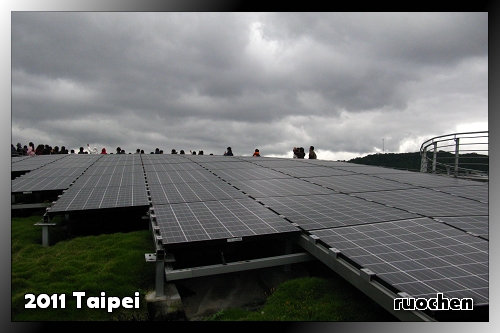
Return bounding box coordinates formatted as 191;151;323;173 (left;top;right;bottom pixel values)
11;12;488;160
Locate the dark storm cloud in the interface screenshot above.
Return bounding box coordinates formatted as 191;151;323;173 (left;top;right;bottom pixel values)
11;12;488;159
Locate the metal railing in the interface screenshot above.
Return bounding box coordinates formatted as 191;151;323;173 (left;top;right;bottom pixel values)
420;131;488;180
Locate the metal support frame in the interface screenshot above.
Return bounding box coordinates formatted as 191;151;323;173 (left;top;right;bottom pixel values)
164;252;315;281
35;221;57;247
296;233;435;322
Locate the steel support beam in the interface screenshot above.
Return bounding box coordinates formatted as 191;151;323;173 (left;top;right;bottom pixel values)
165;252;315;281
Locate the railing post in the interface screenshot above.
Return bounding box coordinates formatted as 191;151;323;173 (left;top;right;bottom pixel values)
432;142;437;174
420;147;428;173
454;138;460;178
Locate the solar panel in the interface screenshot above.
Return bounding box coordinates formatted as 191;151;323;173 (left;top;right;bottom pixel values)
353;188;488;217
433;185;488;204
197;161;262;170
374;172;483;188
142;162;205;172
211;167;293;181
151;198;299;245
11;154;75;172
48;184;150;213
332;165;415;175
11;176;77;193
271;166;355;178
13;166;88;179
140;154;188;164
148;181;248;205
145;169;220;184
71;172;146;188
302;160;367;168
246;158;311;168
310;218;488;305
434;216;489;240
306;174;418;194
228;178;334;198
257;194;420;231
92;154;142;166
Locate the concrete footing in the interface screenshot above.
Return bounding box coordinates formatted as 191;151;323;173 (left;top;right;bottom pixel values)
145;283;186;321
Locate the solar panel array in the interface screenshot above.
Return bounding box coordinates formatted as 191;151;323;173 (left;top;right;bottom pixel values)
12;154;489;309
48;154;149;212
11;154;100;192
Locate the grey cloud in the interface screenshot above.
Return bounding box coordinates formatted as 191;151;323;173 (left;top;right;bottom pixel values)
11;12;488;160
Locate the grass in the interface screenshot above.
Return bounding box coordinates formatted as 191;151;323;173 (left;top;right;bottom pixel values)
12;214;155;321
205;275;398;321
12;214;398;322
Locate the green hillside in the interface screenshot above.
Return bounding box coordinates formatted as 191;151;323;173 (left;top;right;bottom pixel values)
347;152;488;173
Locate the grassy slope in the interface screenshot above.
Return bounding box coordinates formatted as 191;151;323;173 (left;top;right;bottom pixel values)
12;215;155;321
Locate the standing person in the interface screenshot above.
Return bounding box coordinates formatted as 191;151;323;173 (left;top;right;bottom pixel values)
253;149;260;157
27;144;35;156
101;148;107;154
35;144;45;155
87;144;98;154
224;147;234;156
309;146;317;159
295;147;305;159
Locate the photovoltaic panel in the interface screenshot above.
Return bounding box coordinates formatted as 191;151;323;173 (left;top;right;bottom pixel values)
13;167;88;179
353;188;488;217
433;185;488;204
301;160;368;168
48;184;149;213
92;154;142;166
374;172;483;189
271;166;356;178
257;194;420;231
11;154;74;172
151;198;299;245
306;174;418;194
228;178;334;198
211;167;293;181
434;216;489;240
71;172;146;188
142;162;205;172
145;169;220;184
148;181;247;205
198;161;261;170
140;154;188;164
11;176;78;193
183;155;241;162
246;158;312;168
83;164;144;175
310;218;488;305
332;165;415;175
